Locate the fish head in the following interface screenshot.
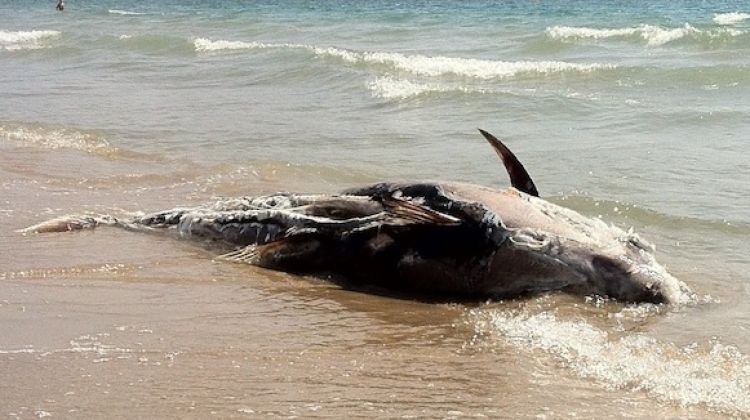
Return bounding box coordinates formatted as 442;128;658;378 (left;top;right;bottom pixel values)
484;189;695;305
556;230;694;305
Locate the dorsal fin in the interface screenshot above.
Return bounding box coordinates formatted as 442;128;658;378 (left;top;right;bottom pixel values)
478;129;539;197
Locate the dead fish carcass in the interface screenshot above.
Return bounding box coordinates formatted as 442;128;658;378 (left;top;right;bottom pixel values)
22;130;694;304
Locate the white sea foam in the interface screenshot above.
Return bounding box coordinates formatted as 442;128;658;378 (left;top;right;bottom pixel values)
642;24;698;46
472;309;750;415
0;347;37;354
108;9;146;16
337;50;613;79
547;24;742;46
194;38;614;79
368;77;435;99
0;333;136;358
0;30;60;51
308;45;614;79
0;125;115;155
368;77;486;99
193;38;269;51
546;26;642;40
713;12;750;25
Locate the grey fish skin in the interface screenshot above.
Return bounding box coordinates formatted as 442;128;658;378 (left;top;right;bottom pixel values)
20;182;693;304
20;130;694;305
160;185;512;298
343;182;692;304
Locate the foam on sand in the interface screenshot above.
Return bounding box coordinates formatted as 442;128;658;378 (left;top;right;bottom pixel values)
713;12;750;25
471;309;750;416
194;38;615;79
0;30;60;51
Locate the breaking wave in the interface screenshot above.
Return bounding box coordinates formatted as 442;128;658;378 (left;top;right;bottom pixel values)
713;12;750;25
335;50;613;80
367;77;487;99
193;38;264;51
193;38;615;80
0;124;117;156
108;9;147;15
116;34;195;55
0;30;60;51
471;309;750;416
546;24;745;47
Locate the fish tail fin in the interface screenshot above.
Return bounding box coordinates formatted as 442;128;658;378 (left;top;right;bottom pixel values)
18;206;194;235
17;214;119;234
17;213;157;235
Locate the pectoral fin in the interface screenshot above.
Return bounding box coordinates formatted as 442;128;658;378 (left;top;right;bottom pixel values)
380;195;461;226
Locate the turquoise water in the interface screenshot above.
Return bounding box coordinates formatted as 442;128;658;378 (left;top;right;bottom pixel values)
2;1;750;416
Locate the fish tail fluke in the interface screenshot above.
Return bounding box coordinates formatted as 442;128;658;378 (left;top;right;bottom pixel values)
18;207;189;235
17;214;118;234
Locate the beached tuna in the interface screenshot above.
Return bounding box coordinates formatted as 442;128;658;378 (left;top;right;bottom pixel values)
22;130;694;304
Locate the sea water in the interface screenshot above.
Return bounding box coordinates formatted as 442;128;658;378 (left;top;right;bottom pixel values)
1;1;750;417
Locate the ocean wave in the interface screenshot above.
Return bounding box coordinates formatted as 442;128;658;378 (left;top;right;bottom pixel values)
193;38;266;51
114;34;196;55
0;124;117;156
367;77;611;106
108;9;146;16
547;25;643;40
194;38;615;79
330;49;614;79
546;24;744;47
713;12;750;25
472;309;750;416
368;77;486;99
368;77;435;99
0;30;60;51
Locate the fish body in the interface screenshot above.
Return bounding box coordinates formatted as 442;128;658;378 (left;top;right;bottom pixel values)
21;131;694;304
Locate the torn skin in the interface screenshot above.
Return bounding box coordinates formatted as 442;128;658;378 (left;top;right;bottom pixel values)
20;130;694;304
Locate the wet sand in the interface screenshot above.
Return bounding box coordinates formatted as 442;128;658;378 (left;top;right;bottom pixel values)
0;243;724;419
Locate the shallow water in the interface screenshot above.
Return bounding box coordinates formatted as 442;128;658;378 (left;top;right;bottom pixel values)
2;1;750;418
